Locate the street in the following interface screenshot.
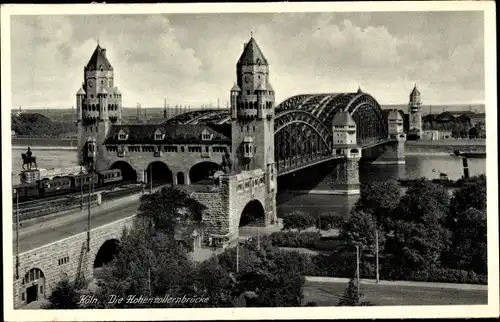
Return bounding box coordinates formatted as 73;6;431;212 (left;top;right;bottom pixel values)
303;280;488;306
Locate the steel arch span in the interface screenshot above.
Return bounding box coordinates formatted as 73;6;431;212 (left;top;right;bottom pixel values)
276;92;388;146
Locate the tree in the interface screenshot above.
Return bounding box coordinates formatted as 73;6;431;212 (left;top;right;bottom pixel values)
44;278;81;309
447;208;487;274
281;210;315;231
87;221;196;308
216;241;306;307
449;175;486;217
316;212;344;230
469;127;478;138
137;186;206;236
337;278;374;306
387;214;451;270
340;210;385;255
394;179;450;223
193;256;235;307
355;181;401;230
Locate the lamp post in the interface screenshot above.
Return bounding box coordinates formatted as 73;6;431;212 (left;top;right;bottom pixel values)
375;230;380;283
149;165;153;194
14;188;19;279
355;245;360;299
87;174;92;251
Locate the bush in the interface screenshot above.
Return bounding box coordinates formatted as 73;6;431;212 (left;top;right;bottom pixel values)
384;267;487;285
270;231;321;248
282;211;315;231
315;213;345;230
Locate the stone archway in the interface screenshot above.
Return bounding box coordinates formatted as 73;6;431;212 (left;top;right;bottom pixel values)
21;267;46;305
239;199;266;228
110;161;137;182
94;239;120;269
146;161;173;184
189;161;220;184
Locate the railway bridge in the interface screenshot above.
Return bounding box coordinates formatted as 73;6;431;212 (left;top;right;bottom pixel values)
12;37;407;308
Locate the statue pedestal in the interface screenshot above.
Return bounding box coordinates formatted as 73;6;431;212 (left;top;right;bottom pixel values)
20;169;40;184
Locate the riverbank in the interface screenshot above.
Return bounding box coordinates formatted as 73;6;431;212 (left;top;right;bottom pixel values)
406;139;486;154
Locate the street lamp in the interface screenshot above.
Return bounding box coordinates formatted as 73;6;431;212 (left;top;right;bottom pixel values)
87;175;92;251
14;188;20;279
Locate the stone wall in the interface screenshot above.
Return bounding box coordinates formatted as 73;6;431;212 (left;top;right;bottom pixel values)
13;216;135;309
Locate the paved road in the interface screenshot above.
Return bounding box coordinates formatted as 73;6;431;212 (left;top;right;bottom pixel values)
303;280;488;306
14;198;141;254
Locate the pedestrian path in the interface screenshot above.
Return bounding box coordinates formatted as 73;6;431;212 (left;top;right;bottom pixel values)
305;276;488;291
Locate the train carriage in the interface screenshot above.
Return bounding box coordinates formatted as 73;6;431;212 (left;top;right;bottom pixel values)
13;183;39;200
72;172;99;189
98;169;123;185
39;177;72;194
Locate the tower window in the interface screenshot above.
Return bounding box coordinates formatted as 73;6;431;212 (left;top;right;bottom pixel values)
252;125;255;132
246;126;249;132
101;80;104;85
247;90;250;95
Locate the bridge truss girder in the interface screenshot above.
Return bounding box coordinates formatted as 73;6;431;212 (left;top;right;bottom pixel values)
274;110;332;173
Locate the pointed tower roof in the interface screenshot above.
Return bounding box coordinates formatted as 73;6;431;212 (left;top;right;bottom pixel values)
357;86;363;94
267;82;274;92
256;83;266;91
98;87;108;94
86;44;113;71
113;87;121;95
332;112;356;127
237;37;268;66
231;83;241;92
410;84;420;96
76;87;86;95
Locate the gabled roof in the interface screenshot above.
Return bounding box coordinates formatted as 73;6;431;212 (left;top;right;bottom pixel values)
332;112;356;126
113;87;121;95
98;87;108;94
76;87;86;95
231;83;241;92
267;82;274;92
237;37;268;66
105;123;232;144
86;45;113;71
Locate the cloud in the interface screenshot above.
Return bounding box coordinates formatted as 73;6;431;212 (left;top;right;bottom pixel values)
9;12;484;109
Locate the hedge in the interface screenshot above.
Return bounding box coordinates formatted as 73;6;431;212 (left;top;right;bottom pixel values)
270;231;321;248
294;252;487;285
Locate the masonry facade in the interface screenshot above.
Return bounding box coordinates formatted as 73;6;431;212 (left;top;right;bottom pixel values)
13;216;134;308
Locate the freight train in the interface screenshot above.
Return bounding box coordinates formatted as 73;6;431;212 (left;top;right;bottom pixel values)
12;169;123;201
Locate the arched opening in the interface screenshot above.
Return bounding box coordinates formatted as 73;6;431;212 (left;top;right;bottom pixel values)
21;268;45;304
110;161;137;182
177;172;185;185
146;161;173;184
239;200;266;228
189;161;220;184
94;239;120;268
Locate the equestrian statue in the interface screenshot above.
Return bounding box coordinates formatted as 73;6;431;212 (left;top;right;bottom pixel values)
21;147;38;170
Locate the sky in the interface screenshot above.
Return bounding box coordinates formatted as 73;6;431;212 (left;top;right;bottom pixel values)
10;11;484;109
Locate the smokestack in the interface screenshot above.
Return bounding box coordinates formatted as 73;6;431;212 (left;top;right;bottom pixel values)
164;98;167;119
217;97;220;110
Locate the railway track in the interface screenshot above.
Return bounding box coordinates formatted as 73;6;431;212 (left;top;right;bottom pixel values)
15;180;137;206
12;181;168;222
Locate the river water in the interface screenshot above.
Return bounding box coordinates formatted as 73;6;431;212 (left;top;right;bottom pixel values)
11;147;486;218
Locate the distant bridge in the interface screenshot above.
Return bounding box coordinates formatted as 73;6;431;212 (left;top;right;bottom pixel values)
165;92;393;175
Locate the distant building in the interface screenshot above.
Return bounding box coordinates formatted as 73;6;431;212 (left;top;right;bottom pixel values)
408;84;423;139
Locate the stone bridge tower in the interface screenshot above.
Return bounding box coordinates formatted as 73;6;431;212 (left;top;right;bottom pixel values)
76;44;123;169
229;36;277;225
409;84;422;138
